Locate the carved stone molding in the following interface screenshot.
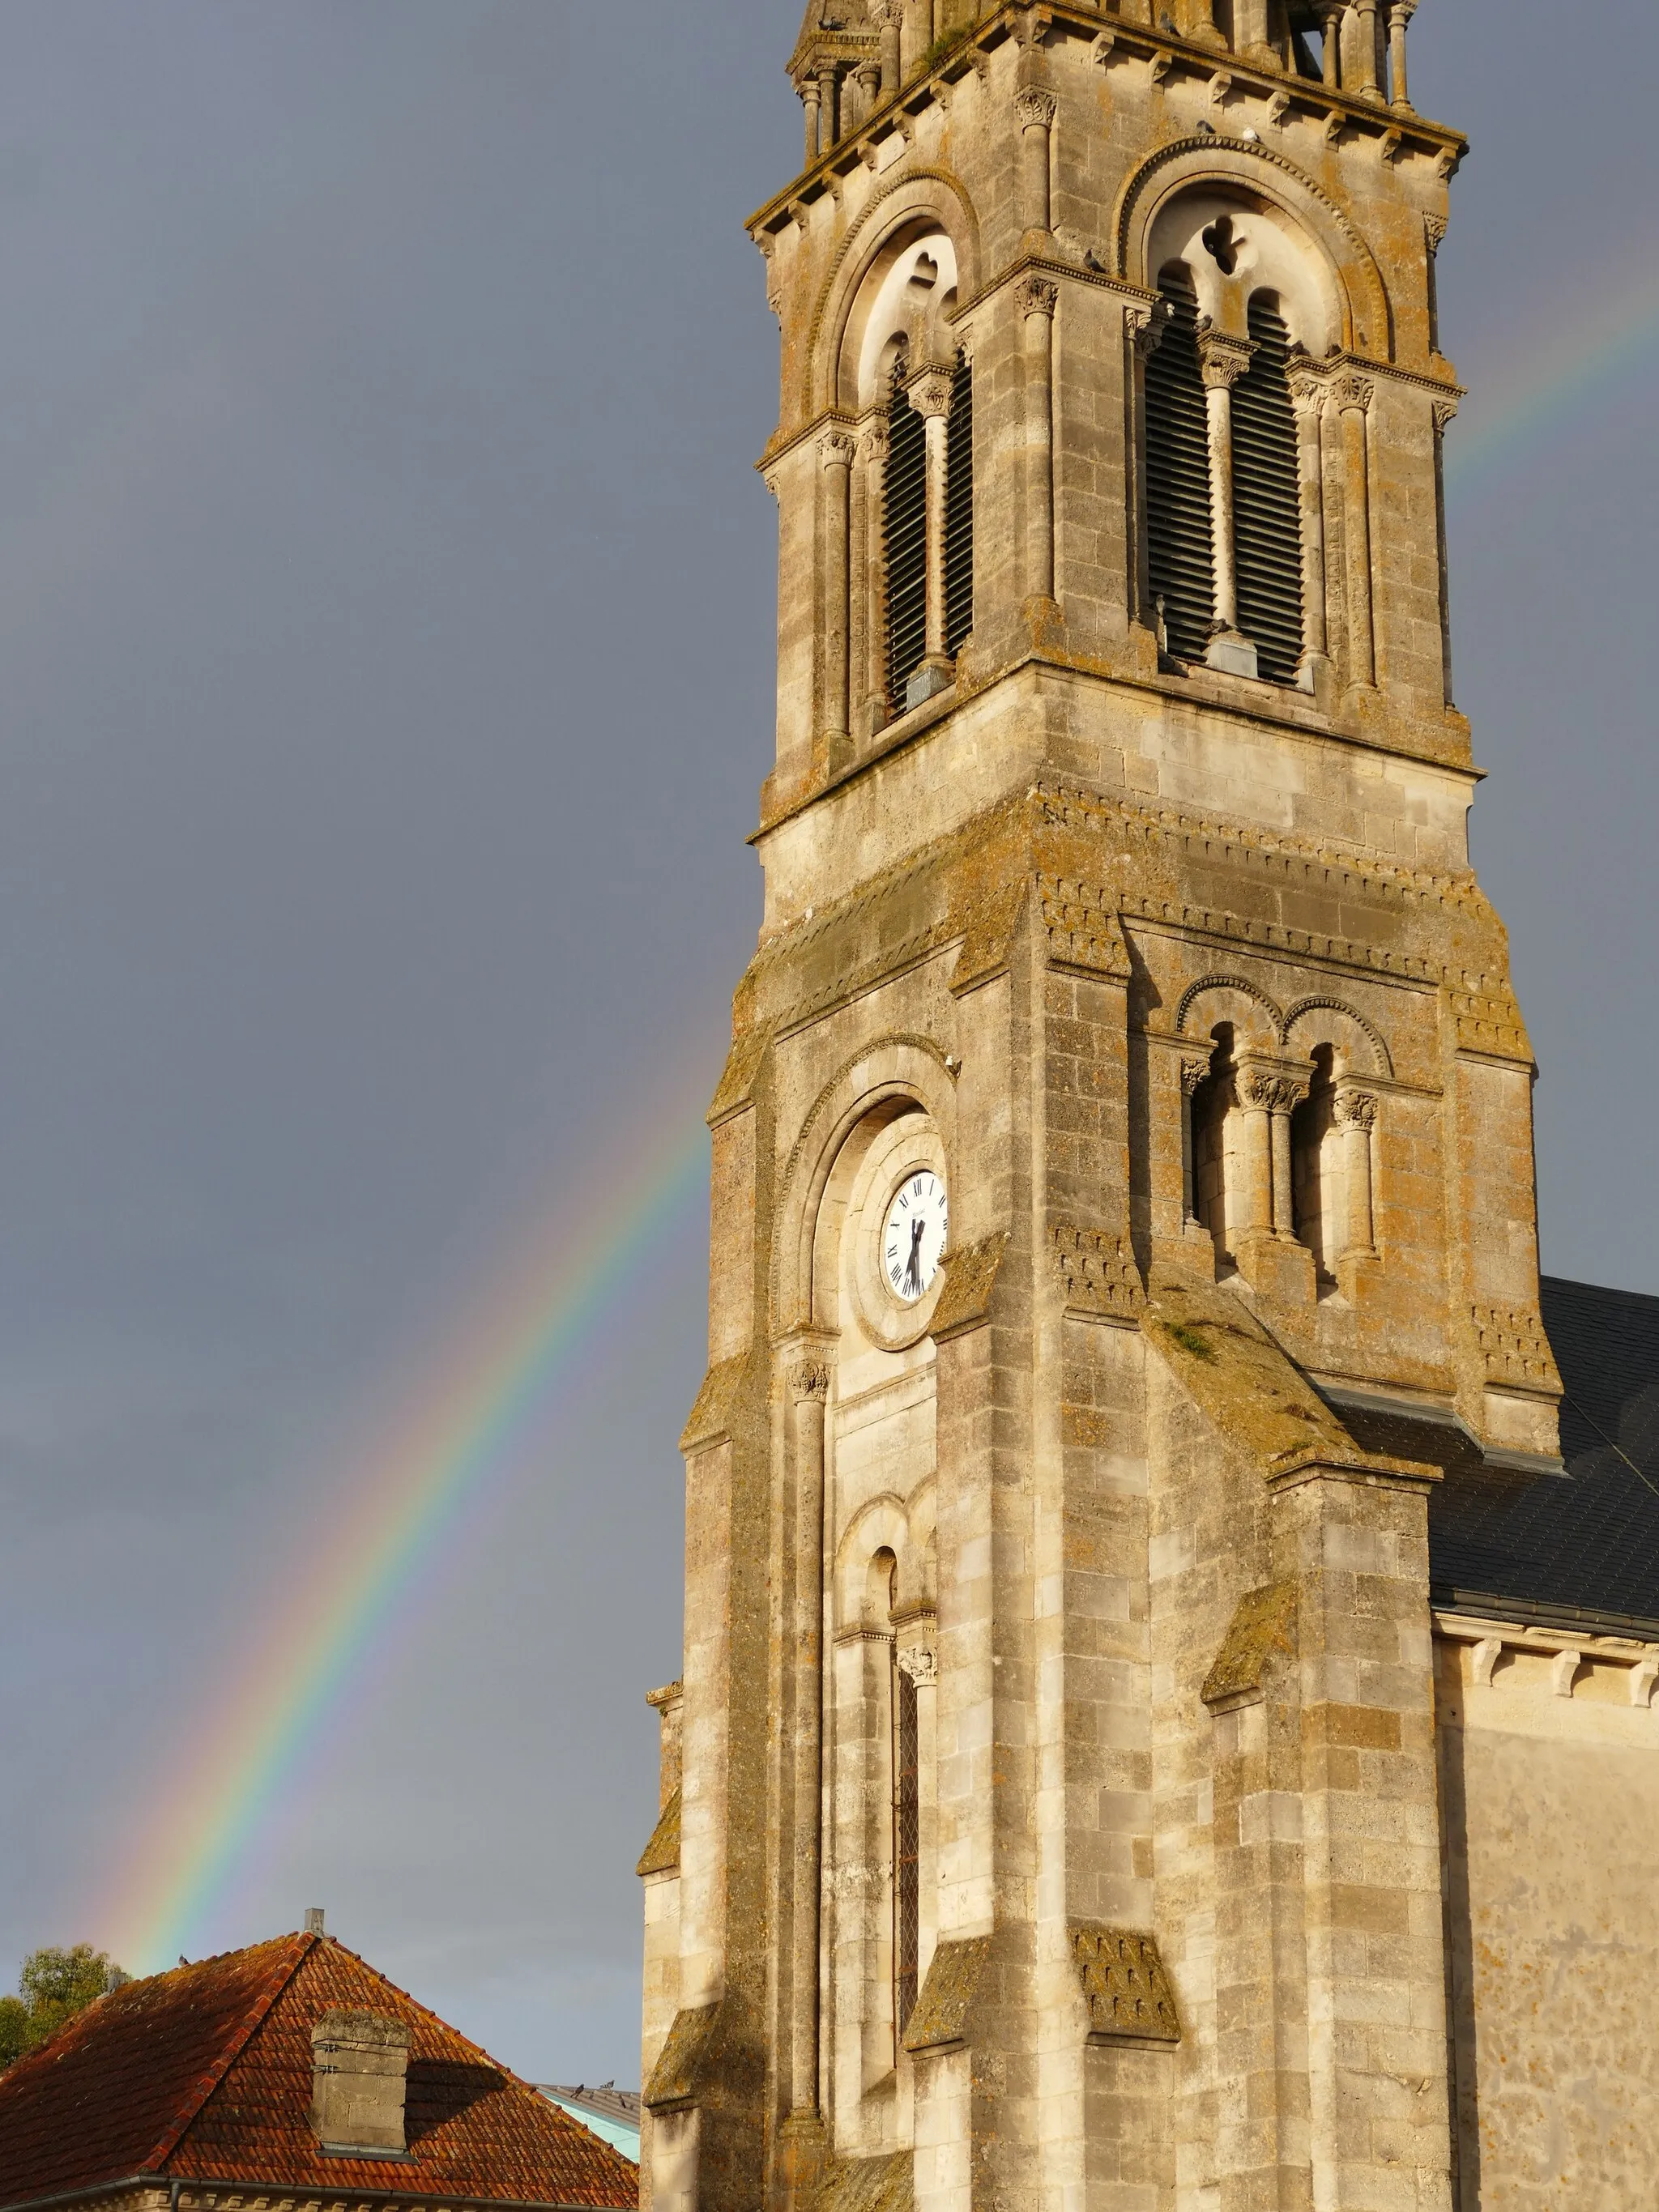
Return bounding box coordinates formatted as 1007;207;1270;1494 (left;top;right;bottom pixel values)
1015;274;1059;321
1052;1223;1145;1323
896;1645;937;1686
1069;1924;1181;2044
1472;1304;1561;1394
1449;981;1532;1063
1040;876;1132;980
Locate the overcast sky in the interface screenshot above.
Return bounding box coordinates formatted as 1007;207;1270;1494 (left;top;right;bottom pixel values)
0;0;1653;2090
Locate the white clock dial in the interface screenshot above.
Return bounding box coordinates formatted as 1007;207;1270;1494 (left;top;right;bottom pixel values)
882;1170;948;1304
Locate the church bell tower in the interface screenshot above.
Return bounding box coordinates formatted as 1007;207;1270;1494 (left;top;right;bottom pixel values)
639;8;1555;2212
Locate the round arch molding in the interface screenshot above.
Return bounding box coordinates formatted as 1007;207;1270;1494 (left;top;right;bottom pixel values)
1110;136;1393;361
770;1034;958;1336
807;168;983;418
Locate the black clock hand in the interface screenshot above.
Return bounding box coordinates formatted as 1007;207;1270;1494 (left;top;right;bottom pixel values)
903;1217;924;1296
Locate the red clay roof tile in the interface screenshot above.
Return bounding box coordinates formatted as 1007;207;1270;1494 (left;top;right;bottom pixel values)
0;1933;638;2210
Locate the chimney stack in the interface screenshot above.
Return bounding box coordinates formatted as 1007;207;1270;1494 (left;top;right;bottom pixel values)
304;1907;326;1936
310;2009;411;2155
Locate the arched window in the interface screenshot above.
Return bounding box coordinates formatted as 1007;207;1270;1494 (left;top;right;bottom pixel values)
1232;292;1303;686
1290;1046;1340;1280
1189;1031;1239;1266
1145;265;1213;662
885;349;974;707
885;358;928;704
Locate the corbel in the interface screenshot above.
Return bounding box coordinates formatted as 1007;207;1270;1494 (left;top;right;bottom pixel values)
1379;126;1403;164
1265;87;1290;128
1630;1659;1658;1709
1207;70;1231;109
1091;28;1116;67
1550;1649;1583;1700
1149;48;1173;83
1322;108;1345;143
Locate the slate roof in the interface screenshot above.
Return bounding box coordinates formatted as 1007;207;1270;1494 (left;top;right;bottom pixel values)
1332;1274;1659;1639
0;1931;639;2210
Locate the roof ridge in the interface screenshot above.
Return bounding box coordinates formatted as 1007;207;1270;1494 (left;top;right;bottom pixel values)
1543;1271;1659;1308
147;1932;314;2172
286;1937;556;2110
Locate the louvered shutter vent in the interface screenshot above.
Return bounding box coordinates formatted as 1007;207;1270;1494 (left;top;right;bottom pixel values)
885;366;928;703
1231;294;1304;686
944;352;974;658
1144;267;1213;662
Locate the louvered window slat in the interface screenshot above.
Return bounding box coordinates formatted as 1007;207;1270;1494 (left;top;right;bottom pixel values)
885;366;928;702
1232;295;1304;687
944;353;974;657
1144;269;1213;662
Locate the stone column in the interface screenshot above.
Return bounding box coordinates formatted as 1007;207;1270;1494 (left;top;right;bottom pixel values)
817;62;839;151
873;1;900;97
801;76;821;166
817;431;855;754
1286;361;1328;681
1432;396;1456;706
900;0;929;80
1235;1063;1277;1240
1388;0;1416;107
1241;1067;1303;1239
781;1355;831;2185
859;420;889;731
1347;0;1382;96
1014;89;1056;239
1017;277;1059;609
1196;326;1255;674
853;61;881;130
1334;1087;1377;1256
1335;373;1375;688
906;365;956;697
1315;0;1344;87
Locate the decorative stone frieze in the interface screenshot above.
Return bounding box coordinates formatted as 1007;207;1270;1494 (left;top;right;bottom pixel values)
900;1933;993;2053
1068;1923;1182;2044
1051;1222;1145;1322
1039;876;1132;979
1472;1303;1562;1393
930;1230;1009;1341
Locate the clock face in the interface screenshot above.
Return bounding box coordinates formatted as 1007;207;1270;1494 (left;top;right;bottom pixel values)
882;1170;948;1305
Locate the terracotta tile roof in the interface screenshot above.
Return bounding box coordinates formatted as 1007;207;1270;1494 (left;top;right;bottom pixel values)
0;1932;638;2210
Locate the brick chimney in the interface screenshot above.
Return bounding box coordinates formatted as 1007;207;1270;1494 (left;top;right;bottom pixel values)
310;2009;412;2154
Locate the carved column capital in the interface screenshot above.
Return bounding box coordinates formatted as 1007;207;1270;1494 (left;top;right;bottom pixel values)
896;1644;937;1686
1423;211;1448;257
1333;371;1375;416
1128;297;1171;360
789;1355;832;1404
1239;1059;1307;1115
1179;1057;1209;1097
1388;0;1418;22
1431;395;1458;437
906;364;956;420
1014;87;1058;129
1286;357;1330;415
817;428;856;470
1335;1087;1378;1132
1016;275;1059;322
1196;326;1255;389
859;416;889;462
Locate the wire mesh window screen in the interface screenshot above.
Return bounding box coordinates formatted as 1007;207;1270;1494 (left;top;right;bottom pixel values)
1144;266;1214;662
894;1658;920;2038
1232;293;1303;685
885;366;928;703
944;352;974;658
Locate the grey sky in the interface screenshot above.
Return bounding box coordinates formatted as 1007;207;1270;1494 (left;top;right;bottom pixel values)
0;1;1652;2087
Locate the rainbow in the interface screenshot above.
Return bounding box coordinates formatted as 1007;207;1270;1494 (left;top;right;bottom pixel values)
1443;262;1659;496
101;1065;713;1973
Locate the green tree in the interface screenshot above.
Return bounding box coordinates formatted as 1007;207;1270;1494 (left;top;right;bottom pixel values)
0;1946;130;2067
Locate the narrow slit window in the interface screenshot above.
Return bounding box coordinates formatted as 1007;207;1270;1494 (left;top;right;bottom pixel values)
884;363;928;705
893;1655;920;2039
1231;292;1304;686
944;350;974;658
1144;266;1213;662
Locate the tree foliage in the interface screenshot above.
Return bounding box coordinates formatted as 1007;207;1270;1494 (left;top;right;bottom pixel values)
0;1946;130;2068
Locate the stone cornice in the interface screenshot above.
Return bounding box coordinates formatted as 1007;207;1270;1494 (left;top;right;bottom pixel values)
748;0;1466;237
